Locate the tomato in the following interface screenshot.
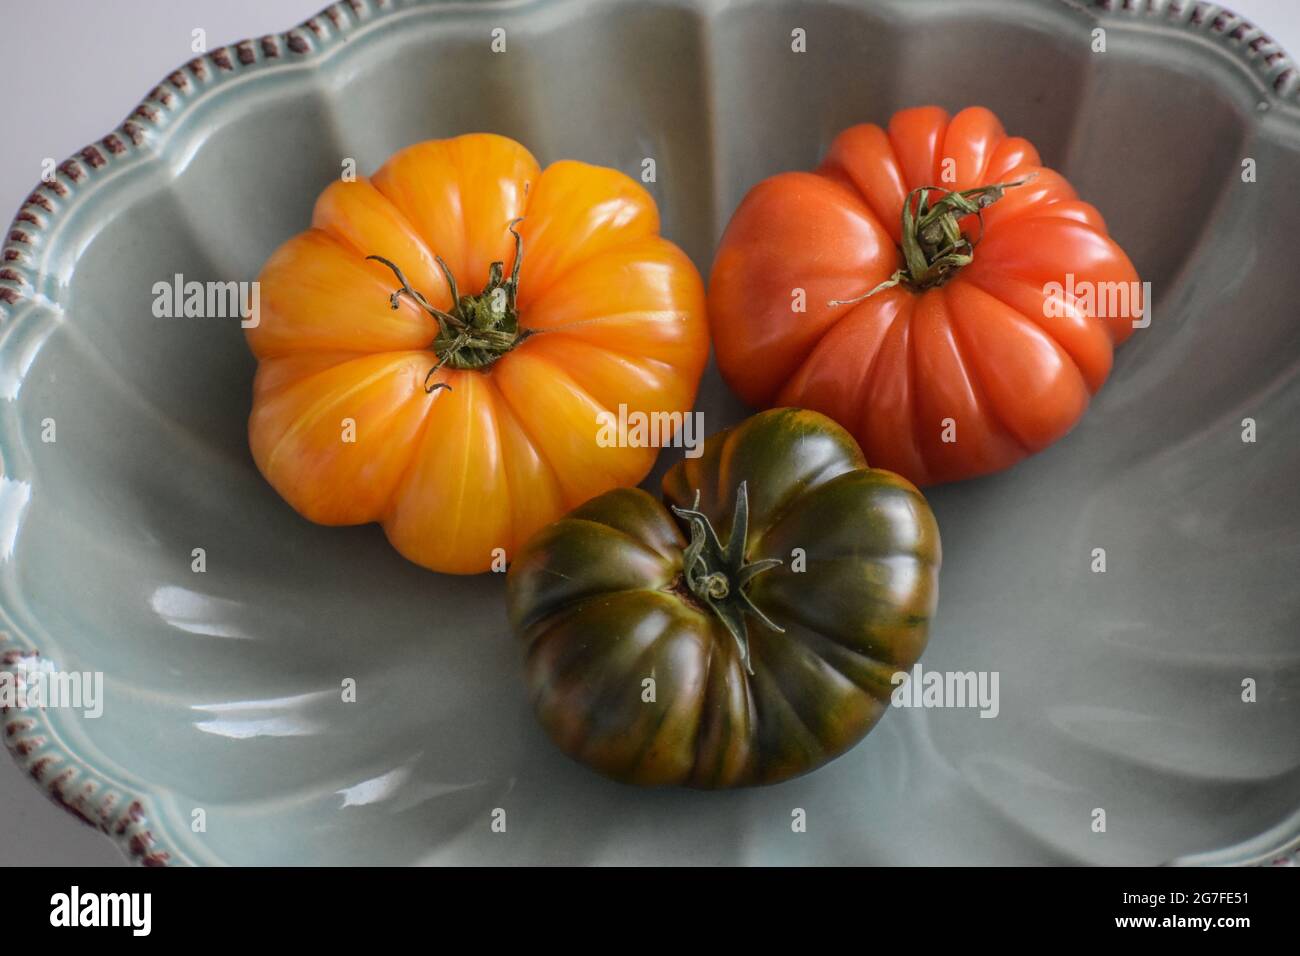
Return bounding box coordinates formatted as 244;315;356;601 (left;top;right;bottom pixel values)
245;133;708;573
507;408;940;787
708;106;1142;486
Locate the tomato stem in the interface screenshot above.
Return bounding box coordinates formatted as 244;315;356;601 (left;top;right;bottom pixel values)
366;217;533;382
670;481;784;675
829;176;1032;306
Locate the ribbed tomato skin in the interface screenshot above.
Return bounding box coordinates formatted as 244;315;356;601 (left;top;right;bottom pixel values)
708;106;1141;486
508;409;940;788
246;134;708;573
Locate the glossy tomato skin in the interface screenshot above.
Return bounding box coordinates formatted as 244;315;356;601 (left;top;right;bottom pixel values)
708;106;1141;486
246;133;708;573
507;408;940;788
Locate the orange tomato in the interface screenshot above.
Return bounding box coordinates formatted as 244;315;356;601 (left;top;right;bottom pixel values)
246;134;708;573
708;106;1142;486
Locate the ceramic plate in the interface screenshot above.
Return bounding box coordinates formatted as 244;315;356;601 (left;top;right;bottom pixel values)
2;0;1298;865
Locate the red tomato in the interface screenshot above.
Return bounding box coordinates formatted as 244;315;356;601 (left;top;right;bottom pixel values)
708;106;1142;485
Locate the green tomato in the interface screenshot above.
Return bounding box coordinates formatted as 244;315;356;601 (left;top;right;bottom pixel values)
507;408;941;787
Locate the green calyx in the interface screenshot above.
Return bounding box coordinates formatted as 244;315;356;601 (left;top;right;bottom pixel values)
367;218;532;390
830;177;1030;306
670;481;785;675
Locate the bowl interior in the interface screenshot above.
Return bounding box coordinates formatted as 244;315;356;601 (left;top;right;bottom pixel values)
3;0;1299;864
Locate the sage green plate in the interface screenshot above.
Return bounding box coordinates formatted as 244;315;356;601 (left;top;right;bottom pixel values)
2;0;1298;865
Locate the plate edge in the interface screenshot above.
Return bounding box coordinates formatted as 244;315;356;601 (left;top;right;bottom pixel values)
4;0;1300;316
1;642;179;866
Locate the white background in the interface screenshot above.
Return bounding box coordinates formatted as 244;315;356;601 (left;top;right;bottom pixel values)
0;0;1295;866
